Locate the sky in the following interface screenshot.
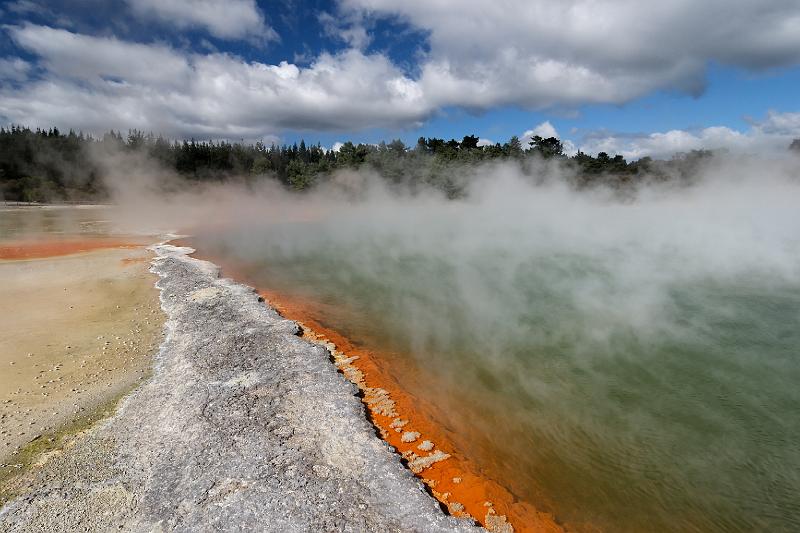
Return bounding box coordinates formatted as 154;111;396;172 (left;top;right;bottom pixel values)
1;0;800;159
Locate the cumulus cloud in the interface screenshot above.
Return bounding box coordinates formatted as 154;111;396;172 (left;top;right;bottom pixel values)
2;2;800;141
125;0;277;42
522;121;558;141
508;113;800;160
341;0;800;110
754;110;800;135
3;22;799;157
574;112;800;159
2;24;430;139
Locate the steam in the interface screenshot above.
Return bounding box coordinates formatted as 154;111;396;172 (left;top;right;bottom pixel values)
100;148;800;349
95;146;800;529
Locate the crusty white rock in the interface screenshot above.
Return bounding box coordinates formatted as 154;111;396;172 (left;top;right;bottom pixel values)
0;244;480;532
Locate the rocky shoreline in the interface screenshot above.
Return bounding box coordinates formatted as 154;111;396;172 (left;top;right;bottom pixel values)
0;244;480;531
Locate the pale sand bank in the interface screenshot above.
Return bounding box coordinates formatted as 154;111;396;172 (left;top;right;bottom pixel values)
0;245;479;532
0;246;163;472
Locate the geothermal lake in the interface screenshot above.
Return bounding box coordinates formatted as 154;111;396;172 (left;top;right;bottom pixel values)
190;179;800;532
0;205;114;239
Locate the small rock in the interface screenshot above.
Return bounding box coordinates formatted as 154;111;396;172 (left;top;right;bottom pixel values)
484;511;514;533
448;502;465;513
401;431;420;443
417;440;434;451
389;418;408;429
407;450;450;474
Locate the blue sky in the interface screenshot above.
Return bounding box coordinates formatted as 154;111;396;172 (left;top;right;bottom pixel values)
1;0;800;158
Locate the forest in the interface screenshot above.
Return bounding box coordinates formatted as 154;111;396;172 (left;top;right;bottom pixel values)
2;125;797;202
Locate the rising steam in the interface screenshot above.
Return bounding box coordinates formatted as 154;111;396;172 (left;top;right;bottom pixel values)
99;145;800;531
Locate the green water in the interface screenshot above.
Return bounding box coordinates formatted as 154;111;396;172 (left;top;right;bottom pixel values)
0;205;114;240
192;203;800;532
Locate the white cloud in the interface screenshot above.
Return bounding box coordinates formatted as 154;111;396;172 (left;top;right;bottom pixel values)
1;25;431;139
0;57;30;81
476;138;494;147
522;121;558;141
341;0;800;110
4;2;800;141
513;114;800;160
319;11;371;50
755;110;800;135
125;0;277;42
8;25;192;87
574;113;800;159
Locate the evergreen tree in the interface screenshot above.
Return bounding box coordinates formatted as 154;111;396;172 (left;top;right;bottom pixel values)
529;136;564;159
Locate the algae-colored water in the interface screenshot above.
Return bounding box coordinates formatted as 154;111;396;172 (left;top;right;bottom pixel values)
190;188;800;532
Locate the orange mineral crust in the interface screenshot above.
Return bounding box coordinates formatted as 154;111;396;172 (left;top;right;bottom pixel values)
0;238;143;260
186;247;566;533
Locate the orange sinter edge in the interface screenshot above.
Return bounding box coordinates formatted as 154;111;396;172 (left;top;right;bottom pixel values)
189;248;566;533
0;239;141;260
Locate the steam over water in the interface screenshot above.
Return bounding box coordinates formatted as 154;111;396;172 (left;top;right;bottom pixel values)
182;162;800;532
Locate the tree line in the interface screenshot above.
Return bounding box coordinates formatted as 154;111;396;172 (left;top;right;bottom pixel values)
2;125;798;202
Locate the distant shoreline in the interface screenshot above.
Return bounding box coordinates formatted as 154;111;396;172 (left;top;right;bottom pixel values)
1;201;112;209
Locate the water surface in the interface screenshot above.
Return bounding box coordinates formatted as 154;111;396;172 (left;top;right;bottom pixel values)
191;191;800;532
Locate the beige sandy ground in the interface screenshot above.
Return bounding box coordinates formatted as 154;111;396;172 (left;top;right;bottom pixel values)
0;246;164;491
